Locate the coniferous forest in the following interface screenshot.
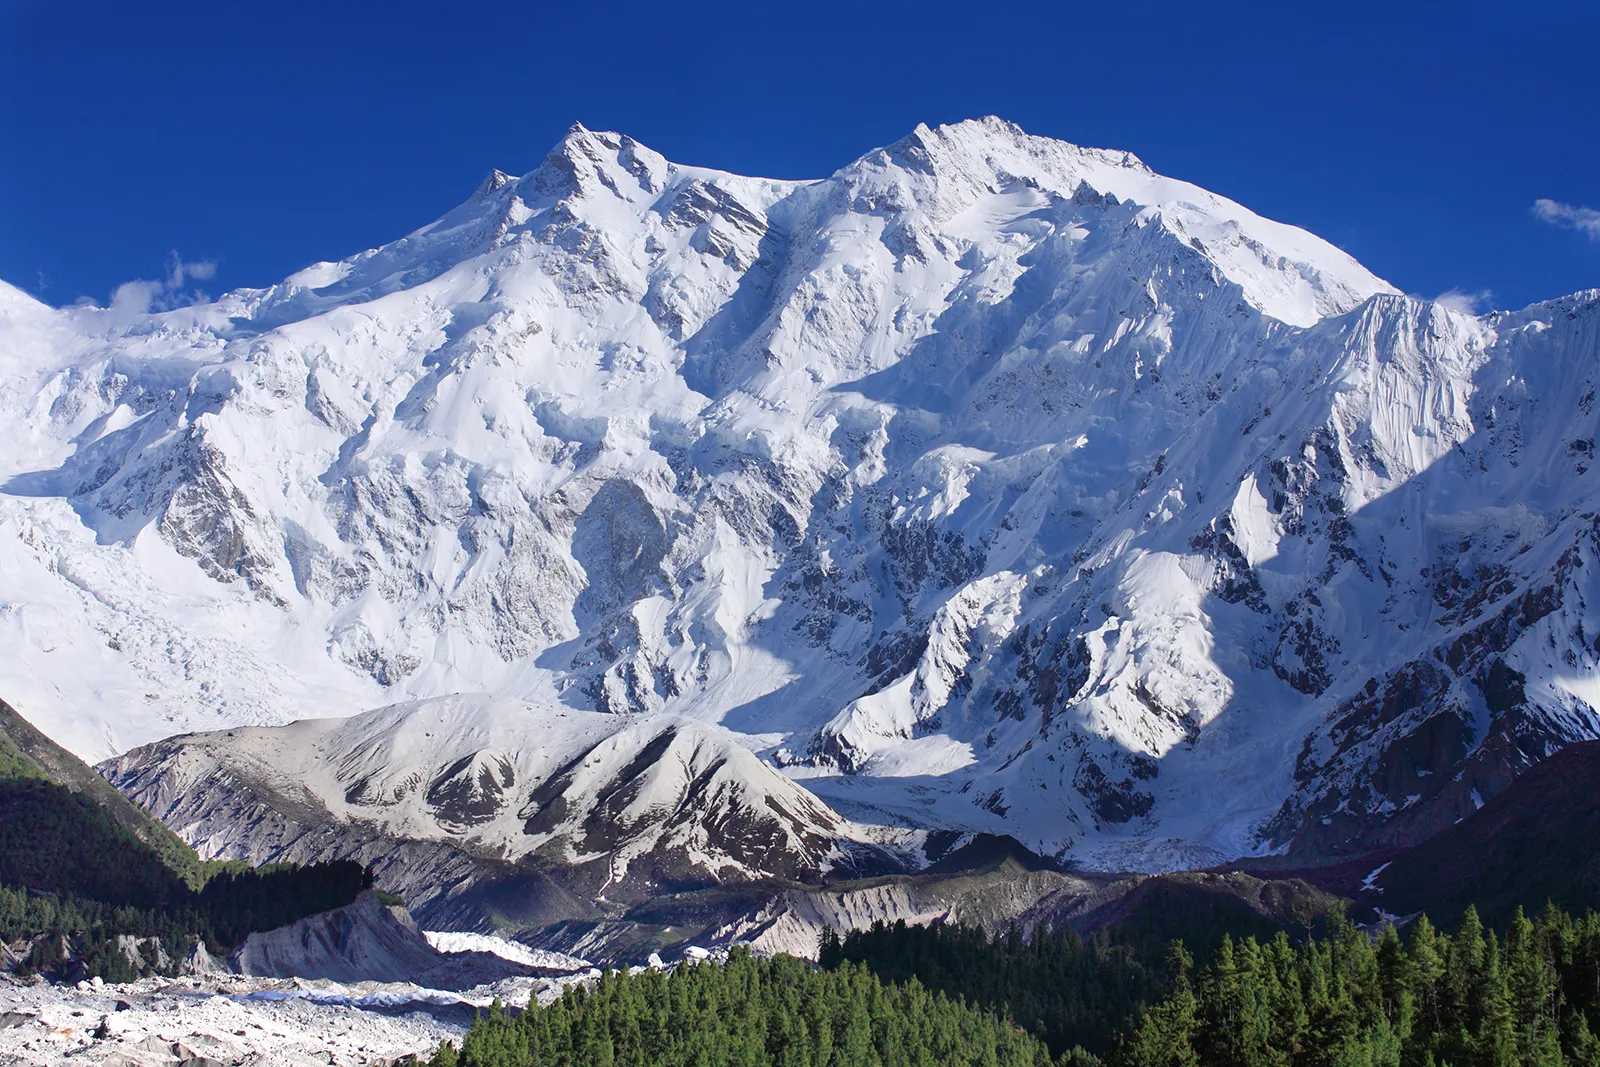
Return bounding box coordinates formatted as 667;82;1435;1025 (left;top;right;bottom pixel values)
420;904;1600;1067
417;948;1066;1067
820;920;1166;1059
1118;905;1600;1067
0;753;373;980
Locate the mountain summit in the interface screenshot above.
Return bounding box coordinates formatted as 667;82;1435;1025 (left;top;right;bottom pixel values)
2;119;1596;878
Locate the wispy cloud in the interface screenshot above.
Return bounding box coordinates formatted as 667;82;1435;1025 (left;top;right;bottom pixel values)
1435;288;1493;315
167;255;216;287
103;251;218;316
1533;199;1600;241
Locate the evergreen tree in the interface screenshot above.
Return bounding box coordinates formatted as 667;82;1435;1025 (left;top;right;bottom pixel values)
422;949;1063;1067
407;904;1600;1067
1120;944;1199;1067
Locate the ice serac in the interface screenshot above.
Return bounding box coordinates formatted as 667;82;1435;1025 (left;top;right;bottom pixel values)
3;119;1598;877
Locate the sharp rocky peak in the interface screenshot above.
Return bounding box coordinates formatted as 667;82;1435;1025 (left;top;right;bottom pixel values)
519;121;670;203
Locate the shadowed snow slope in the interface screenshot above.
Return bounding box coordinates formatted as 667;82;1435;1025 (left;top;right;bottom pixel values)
4;118;1599;874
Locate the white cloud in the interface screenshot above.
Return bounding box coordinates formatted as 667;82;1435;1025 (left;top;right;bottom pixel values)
1435;288;1493;315
103;251;217;316
166;254;217;288
1532;199;1600;241
109;280;164;317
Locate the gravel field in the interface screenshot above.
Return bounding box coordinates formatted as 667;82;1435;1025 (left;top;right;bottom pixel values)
0;972;561;1066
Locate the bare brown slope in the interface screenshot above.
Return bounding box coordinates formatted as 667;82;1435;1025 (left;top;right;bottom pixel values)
1364;739;1600;927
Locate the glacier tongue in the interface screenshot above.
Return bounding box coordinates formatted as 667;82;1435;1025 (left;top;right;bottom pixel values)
2;118;1598;873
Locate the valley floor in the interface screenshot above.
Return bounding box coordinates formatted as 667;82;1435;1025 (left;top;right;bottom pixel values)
0;972;571;1067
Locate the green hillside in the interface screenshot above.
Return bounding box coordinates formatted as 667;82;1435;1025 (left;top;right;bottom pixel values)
0;697;372;980
0;698;204;883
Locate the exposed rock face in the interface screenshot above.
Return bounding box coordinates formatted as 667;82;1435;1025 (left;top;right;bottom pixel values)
229;891;446;983
104;697;899;925
511;853;1345;967
723;866;1090;961
1356;739;1600;926
2;119;1598;875
182;940;227;977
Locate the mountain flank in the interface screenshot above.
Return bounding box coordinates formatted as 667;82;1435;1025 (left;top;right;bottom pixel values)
0;697;200;883
0;696;384;981
1366;738;1600;927
2;117;1598;916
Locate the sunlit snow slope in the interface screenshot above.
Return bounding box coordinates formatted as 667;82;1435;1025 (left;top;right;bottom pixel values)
5;118;1599;872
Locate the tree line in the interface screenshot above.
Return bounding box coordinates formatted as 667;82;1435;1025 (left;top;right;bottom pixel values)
0;776;374;979
414;903;1600;1067
415;947;1065;1067
820;920;1163;1059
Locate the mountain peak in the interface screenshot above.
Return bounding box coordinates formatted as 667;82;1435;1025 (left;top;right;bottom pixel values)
471;168;515;202
840;117;1389;326
526;122;666;201
885;117;1150;179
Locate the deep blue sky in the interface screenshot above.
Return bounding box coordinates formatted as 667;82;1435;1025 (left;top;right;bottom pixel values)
3;0;1597;313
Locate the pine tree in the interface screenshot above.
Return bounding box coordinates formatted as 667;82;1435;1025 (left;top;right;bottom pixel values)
1119;943;1200;1067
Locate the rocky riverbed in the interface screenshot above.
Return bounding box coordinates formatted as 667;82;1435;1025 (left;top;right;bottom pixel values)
0;970;583;1066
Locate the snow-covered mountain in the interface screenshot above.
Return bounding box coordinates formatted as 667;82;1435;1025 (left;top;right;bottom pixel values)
4;117;1598;876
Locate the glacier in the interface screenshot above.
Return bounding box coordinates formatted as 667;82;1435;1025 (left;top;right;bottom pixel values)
2;117;1597;879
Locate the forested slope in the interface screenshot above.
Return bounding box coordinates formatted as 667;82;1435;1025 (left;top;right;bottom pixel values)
0;696;376;980
419;903;1600;1067
0;698;200;881
418;949;1070;1067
